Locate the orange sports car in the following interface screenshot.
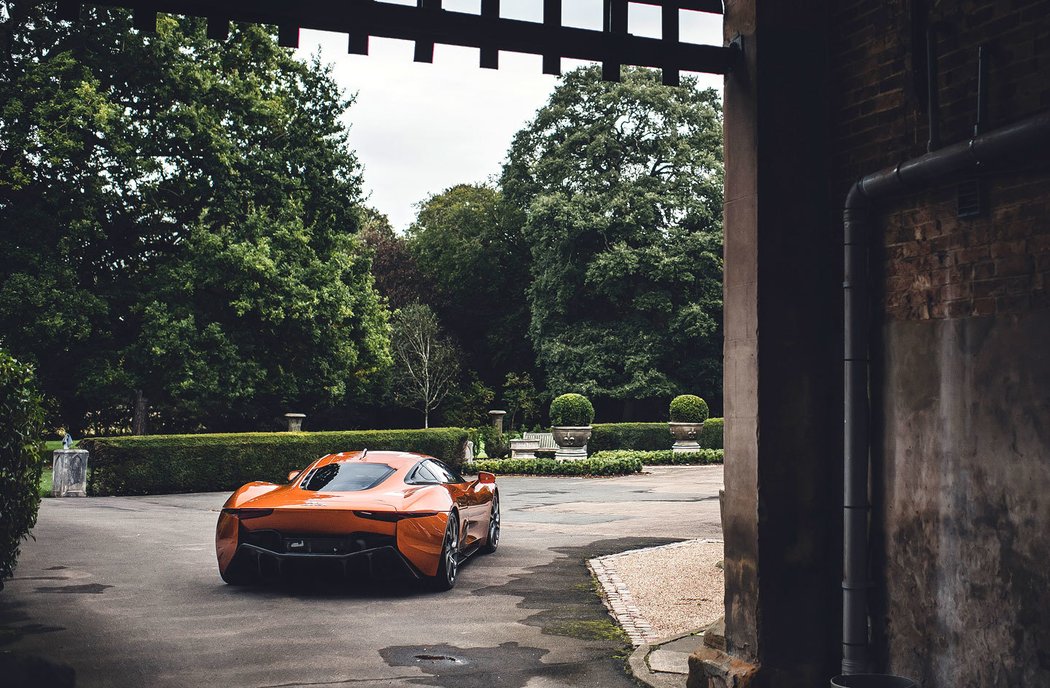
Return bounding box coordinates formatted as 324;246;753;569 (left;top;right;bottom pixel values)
215;450;499;590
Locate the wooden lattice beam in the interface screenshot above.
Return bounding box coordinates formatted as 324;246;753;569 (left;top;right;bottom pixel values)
74;0;736;78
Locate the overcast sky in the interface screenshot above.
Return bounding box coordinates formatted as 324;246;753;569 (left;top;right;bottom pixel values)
295;1;723;231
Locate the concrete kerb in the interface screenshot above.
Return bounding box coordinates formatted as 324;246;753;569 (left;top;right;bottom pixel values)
588;538;724;687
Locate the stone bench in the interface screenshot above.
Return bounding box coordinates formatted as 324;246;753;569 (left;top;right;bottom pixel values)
509;432;558;458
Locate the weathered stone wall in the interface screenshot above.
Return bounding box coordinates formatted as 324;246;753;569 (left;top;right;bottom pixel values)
827;0;1050;685
876;313;1050;686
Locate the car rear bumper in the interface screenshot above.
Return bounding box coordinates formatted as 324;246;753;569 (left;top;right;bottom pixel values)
234;541;423;580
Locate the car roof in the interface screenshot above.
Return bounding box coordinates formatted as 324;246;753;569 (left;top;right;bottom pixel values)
313;450;434;470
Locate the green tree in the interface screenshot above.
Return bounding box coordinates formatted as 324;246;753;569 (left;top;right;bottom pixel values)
0;349;45;584
390;303;461;429
359;207;433;310
406;183;533;387
0;4;390;432
502;371;538;431
501;66;724;415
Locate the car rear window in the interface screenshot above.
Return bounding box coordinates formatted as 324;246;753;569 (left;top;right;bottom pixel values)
300;462;395;492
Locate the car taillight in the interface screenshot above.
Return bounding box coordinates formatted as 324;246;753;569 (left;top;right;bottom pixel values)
222;508;273;519
354;510;437;522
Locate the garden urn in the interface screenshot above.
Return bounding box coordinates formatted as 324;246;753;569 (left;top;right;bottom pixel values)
551;426;591;460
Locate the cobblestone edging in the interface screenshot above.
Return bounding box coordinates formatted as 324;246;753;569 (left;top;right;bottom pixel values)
587;538;724;647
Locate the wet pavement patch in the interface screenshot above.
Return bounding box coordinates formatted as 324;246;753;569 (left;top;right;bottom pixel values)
381;642;568;688
35;583;112;594
466;537;679;684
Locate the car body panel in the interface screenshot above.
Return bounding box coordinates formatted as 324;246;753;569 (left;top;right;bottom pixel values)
215;451;497;585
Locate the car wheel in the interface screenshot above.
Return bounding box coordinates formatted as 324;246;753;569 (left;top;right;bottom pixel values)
428;512;460;591
219;554;256;586
480;492;500;554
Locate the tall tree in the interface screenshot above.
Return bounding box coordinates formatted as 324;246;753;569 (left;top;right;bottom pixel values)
390;303;461;429
406;183;533;387
359;207;432;310
501;66;724;415
0;3;391;432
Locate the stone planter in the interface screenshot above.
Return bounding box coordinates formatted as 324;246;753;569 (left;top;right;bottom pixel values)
552;426;592;460
669;422;704;453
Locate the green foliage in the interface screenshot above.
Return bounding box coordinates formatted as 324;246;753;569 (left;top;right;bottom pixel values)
670;395;710;424
589;423;672;452
0;350;45;579
442;373;496;429
80;428;469;496
0;7;390;433
590;449;723;465
475;425;510;459
359;208;433;310
470;457;641;476
503;372;539;431
700;417;724;450
549;393;595;427
406;184;533;387
502;66;724;404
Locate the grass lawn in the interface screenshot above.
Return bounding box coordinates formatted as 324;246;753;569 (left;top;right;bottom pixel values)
39;468;53;498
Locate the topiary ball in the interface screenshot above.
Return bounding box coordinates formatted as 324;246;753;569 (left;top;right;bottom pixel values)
669;395;709;424
549;393;595;427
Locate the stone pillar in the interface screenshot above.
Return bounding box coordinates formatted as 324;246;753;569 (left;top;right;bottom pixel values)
487;410;506;434
52;450;88;497
284;413;306;432
694;1;842;686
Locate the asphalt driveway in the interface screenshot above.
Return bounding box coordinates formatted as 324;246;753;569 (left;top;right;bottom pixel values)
0;465;723;688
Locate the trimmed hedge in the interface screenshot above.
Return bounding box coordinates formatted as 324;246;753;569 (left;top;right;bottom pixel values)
588;419;725;453
1;350;45;581
590;449;724;465
81;428;469;496
470;457;642;476
589;423;673;452
700;418;724;450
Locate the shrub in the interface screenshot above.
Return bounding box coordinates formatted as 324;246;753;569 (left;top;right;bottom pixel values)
590;449;723;465
589;423;673;452
669;395;709;424
700;417;724;450
475;425;509;459
470;457;642;476
549;393;595;427
0;350;46;581
81;427;469;496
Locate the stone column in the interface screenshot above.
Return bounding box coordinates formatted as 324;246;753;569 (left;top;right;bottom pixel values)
284;413;306;432
487;410;506;434
691;1;842;686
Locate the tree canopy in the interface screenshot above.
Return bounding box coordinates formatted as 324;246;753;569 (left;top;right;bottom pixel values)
406;183;532;388
0;4;390;432
501;66;724;410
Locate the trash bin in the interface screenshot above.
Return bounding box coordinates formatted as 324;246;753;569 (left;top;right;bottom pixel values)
831;675;917;688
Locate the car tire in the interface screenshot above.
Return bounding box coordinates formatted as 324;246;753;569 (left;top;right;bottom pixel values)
427;511;460;591
480;492;500;554
219;554;256;586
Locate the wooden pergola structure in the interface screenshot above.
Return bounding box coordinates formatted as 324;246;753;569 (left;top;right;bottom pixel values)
54;0;734;85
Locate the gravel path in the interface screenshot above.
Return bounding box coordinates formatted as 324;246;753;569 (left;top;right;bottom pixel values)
592;538;725;644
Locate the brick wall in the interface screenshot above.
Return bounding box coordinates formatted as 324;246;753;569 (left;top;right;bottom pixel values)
829;0;1050;321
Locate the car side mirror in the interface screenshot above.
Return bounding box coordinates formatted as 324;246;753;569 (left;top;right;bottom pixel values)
287;470;302;483
477;471;496;485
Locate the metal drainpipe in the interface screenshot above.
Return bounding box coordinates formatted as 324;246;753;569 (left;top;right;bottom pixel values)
841;110;1050;675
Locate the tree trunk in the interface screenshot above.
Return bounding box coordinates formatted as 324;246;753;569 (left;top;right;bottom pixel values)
132;389;148;435
424;409;429;429
622;398;634;422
